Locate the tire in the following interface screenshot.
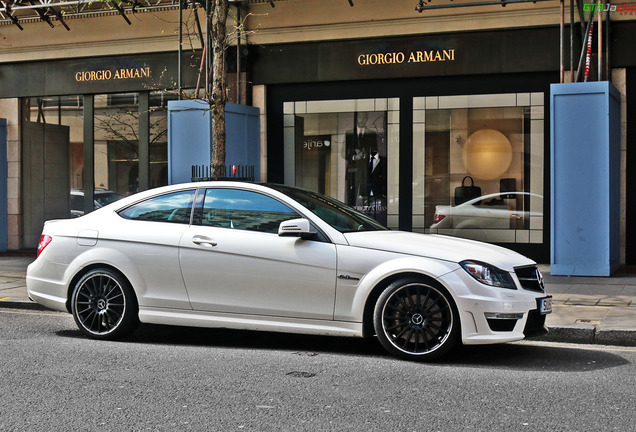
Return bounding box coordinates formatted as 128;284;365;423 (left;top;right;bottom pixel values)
71;268;139;340
374;278;459;361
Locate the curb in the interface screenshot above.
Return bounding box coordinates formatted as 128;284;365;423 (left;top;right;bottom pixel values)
535;325;636;347
595;329;636;346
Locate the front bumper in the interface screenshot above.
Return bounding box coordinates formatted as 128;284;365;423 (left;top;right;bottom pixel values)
440;268;550;345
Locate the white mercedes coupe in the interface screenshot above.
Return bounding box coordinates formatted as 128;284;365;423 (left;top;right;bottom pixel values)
27;182;551;361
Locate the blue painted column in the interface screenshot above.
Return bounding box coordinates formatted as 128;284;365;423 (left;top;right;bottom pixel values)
0;119;6;252
167;100;260;184
550;82;621;276
167;100;212;185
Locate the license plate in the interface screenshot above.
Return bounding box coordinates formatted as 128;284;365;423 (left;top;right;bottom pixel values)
538;296;552;315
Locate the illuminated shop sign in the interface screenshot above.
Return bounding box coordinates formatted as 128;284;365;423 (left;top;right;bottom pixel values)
75;66;152;82
0;52;192;98
357;49;455;66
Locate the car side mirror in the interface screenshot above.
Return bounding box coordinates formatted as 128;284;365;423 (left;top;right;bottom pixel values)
278;218;316;239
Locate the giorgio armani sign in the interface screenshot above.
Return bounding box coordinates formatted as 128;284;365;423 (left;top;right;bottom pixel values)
75;66;152;82
357;49;455;66
0;52;197;98
252;28;559;85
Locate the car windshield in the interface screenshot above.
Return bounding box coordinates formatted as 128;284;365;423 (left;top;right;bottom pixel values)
267;184;388;233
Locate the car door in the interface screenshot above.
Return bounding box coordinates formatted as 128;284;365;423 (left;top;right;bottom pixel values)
178;187;338;320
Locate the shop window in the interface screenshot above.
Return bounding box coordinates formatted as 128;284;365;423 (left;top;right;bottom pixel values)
150;91;178;108
413;93;544;244
21;96;84;248
41;96;83;108
95;93;140;196
107;93;139;106
22;95;84;196
93;91;172;193
20;90;177;248
149;91;173;188
283;98;400;229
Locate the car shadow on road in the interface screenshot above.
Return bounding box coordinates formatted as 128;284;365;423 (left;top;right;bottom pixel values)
444;342;631;372
58;324;387;358
57;324;631;372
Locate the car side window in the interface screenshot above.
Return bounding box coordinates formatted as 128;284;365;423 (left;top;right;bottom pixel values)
202;188;300;234
118;190;195;224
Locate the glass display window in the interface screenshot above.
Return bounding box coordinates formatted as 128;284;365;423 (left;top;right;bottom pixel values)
413;93;544;244
283;98;400;228
94;93;141;197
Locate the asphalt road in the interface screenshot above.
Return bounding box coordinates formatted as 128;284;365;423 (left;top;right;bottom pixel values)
2;308;635;432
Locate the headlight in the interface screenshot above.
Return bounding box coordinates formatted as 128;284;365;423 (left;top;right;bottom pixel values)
460;260;516;289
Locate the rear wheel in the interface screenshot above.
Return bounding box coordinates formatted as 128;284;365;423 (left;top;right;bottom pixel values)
71;268;139;340
374;278;459;361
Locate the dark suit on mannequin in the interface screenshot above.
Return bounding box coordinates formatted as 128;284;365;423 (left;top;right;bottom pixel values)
345;126;378;206
367;151;386;199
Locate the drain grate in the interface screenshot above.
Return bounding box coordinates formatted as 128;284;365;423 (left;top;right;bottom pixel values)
575;319;601;325
286;371;317;378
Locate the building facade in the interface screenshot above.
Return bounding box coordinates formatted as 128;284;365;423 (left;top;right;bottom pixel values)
0;0;635;265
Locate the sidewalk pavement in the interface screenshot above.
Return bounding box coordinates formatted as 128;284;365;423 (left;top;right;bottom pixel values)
1;256;635;346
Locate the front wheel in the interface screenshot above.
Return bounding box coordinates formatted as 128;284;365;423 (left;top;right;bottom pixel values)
71;268;139;340
374;278;459;361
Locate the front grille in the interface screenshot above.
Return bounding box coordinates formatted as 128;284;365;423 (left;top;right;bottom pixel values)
514;265;545;293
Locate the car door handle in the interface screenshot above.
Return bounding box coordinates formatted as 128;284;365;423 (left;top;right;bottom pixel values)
192;236;218;247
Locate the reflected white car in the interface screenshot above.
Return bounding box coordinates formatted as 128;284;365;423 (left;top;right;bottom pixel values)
70;189;123;218
431;192;543;230
27;182;550;361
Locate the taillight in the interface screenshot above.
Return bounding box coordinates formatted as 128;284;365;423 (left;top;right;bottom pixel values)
433;214;446;224
37;235;52;258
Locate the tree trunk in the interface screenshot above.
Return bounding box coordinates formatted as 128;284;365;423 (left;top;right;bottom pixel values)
210;0;229;177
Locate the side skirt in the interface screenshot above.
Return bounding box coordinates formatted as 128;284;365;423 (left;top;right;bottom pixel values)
139;307;364;338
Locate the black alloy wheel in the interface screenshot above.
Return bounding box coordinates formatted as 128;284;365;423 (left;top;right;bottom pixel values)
374;278;459;361
71;268;139;340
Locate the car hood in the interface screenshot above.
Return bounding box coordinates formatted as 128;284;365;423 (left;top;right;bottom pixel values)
343;231;535;271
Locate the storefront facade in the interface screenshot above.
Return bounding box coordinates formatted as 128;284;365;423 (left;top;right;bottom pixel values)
251;28;555;261
1;0;635;265
0;52;203;249
248;14;636;264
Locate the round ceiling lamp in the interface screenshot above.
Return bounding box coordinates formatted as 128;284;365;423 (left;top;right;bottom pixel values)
462;129;513;181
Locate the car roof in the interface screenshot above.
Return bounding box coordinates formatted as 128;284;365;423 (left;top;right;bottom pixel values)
463;191;543;206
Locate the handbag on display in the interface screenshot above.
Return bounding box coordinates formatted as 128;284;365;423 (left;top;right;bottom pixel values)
454;176;482;206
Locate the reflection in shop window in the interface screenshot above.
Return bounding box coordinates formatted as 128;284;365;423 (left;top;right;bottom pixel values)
41;95;83;108
21;96;81;247
94;92;173;196
413;94;544;244
94;93;141;196
150;91;179;108
284;99;399;228
149;90;174;188
108;93;139;106
19;90;180;248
